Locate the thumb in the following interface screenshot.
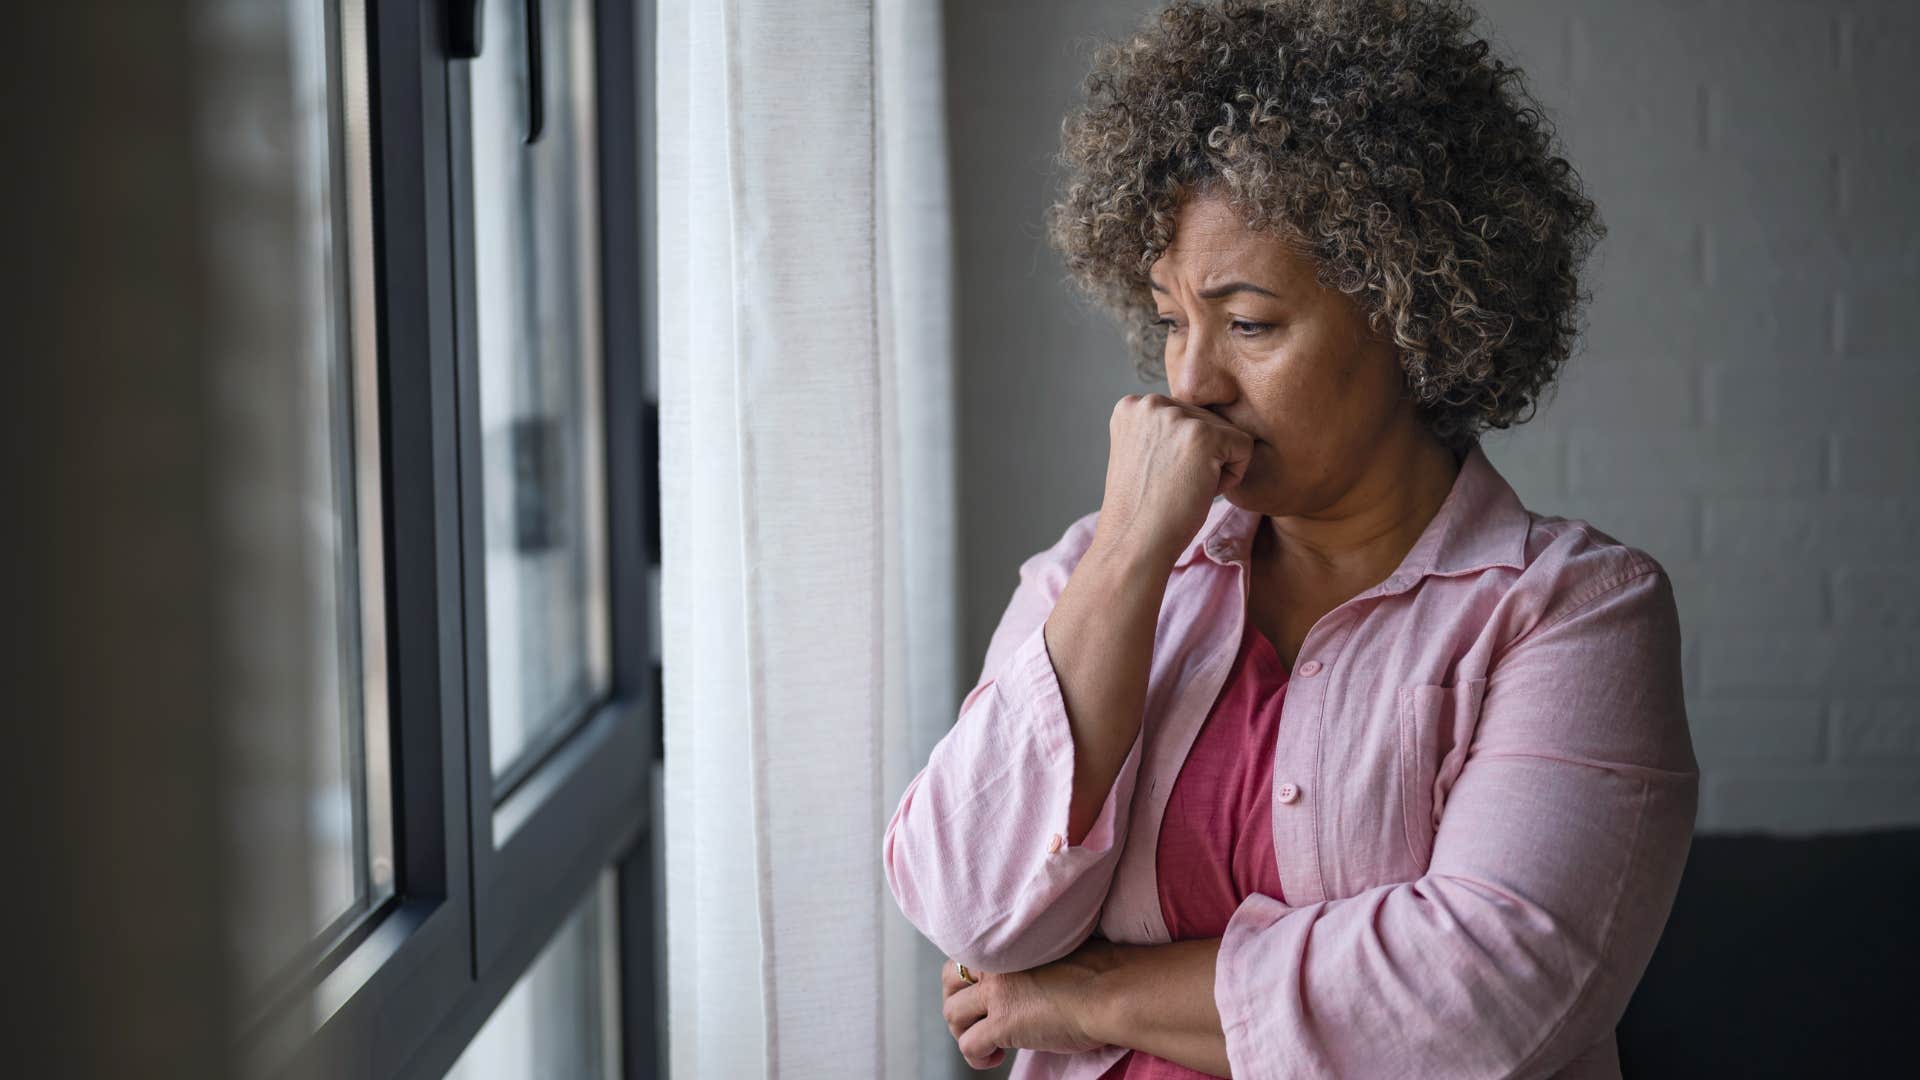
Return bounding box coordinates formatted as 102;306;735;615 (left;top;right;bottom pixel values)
1214;438;1254;495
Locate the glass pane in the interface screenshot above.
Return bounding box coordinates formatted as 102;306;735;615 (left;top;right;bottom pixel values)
444;871;623;1080
470;0;612;780
196;0;393;1001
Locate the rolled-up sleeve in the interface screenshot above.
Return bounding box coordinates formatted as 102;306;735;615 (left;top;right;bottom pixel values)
882;511;1145;974
1215;562;1699;1079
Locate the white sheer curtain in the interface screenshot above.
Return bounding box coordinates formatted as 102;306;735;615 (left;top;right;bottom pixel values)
656;1;960;1076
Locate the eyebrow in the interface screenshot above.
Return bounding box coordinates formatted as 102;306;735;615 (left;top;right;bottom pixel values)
1147;275;1282;301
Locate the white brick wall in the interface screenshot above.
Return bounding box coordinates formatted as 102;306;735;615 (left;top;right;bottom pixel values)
948;0;1920;837
1474;0;1920;833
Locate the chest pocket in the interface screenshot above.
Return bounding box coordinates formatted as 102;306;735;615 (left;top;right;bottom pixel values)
1396;677;1488;869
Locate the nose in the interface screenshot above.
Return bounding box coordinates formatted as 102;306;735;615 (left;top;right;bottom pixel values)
1168;325;1237;409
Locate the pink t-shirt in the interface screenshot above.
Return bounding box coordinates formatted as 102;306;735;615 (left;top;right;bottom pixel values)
1100;620;1290;1079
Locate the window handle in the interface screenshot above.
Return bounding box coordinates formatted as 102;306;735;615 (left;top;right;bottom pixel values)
449;1;540;144
450;0;484;59
524;0;545;144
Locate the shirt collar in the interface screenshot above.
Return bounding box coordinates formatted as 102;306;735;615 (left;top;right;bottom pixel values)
1172;442;1531;584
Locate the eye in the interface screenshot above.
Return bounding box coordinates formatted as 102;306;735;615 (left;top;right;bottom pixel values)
1153;316;1182;333
1230;319;1272;336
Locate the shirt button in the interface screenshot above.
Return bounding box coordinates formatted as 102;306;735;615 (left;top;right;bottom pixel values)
1297;659;1323;677
1277;782;1300;804
1047;833;1063;854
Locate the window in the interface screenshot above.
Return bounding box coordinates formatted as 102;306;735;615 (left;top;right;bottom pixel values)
216;1;663;1077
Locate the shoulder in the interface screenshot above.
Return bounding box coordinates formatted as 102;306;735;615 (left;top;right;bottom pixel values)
1481;511;1694;773
1506;510;1675;642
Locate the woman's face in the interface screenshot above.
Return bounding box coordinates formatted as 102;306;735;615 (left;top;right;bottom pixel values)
1149;192;1422;516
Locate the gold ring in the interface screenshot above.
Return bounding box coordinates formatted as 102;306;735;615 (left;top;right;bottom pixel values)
956;960;977;984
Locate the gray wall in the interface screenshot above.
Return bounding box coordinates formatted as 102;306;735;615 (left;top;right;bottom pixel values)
945;0;1167;674
944;0;1920;834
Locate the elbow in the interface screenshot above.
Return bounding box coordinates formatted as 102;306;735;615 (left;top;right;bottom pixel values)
1412;875;1613;1073
882;800;985;962
951;900;1098;974
885;854;1059;970
1498;958;1626;1079
884;823;1088;973
950;934;1077;977
881;806;941;944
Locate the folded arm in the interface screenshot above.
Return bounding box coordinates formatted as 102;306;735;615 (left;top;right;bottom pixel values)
884;510;1175;973
1083;936;1231;1077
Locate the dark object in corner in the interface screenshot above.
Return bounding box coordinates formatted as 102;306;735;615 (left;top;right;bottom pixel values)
1615;828;1920;1077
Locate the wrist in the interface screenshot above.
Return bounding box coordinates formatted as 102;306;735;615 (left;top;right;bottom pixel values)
1076;941;1135;1046
1084;521;1182;581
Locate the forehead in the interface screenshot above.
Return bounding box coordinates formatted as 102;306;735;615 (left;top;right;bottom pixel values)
1151;195;1311;283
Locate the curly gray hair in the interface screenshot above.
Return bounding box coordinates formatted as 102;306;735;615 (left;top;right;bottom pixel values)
1045;0;1606;452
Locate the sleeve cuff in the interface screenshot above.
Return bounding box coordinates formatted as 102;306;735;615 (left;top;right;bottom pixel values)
1214;891;1295;1072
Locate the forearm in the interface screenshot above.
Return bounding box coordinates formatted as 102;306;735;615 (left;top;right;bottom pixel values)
1084;938;1231;1078
1043;537;1171;846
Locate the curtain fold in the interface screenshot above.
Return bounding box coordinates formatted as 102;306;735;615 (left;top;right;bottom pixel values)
658;0;959;1075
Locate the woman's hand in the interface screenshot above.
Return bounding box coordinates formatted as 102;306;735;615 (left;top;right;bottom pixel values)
941;938;1120;1070
1093;393;1256;570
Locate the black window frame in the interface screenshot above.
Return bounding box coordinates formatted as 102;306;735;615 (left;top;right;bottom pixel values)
234;2;663;1077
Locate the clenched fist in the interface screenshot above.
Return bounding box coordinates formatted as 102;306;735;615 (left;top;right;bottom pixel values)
1090;393;1257;570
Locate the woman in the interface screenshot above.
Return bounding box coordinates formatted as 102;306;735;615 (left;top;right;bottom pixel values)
882;1;1697;1076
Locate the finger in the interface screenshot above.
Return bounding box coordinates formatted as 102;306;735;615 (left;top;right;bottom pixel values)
943;959;986;999
1214;425;1258;487
1149;393;1241;430
942;983;989;1039
957;1019;1005;1071
959;1046;1006;1071
1162;399;1257;452
1216;438;1255;493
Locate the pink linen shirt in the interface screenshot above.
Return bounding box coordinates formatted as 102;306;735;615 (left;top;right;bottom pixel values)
882;442;1699;1079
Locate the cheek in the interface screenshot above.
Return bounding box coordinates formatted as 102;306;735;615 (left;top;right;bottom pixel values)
1243;344;1379;447
1241;344;1322;414
1311;337;1396;413
1235;361;1288;420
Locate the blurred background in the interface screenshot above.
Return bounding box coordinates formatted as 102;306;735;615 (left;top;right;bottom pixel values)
5;1;1914;1078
